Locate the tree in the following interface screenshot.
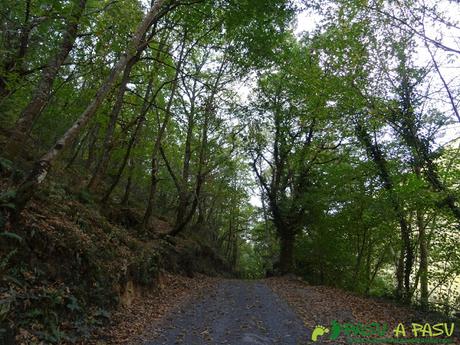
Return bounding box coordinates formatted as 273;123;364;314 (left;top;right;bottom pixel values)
246;39;336;273
10;0;172;219
5;0;87;158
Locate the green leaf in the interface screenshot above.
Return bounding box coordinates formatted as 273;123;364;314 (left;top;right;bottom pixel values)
0;232;23;242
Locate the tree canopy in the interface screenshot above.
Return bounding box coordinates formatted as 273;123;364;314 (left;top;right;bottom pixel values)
1;0;459;322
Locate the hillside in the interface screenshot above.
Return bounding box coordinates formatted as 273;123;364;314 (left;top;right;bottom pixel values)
1;157;231;343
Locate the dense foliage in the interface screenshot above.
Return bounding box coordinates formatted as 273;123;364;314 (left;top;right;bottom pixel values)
1;0;459;341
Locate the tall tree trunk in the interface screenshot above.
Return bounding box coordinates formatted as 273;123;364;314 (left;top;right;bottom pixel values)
365;241;373;294
418;209;429;310
85;122;100;170
396;245;405;300
168;57;227;237
168;99;210;236
104;34;168;204
279;230;295;274
101;129;136;204
65;127;90;170
142;154;160;231
169;172;204;236
413;160;429;310
5;0;87;157
353;224;368;286
165;118;195;228
160;61;201;232
403;231;414;303
121;158;135;206
11;0;169;219
196;193;206;225
141;68;181;231
0;0;39;100
142;31;188;231
259;183;270;243
175;192;190;227
87;52;141;191
231;228;238;271
367;245;389;295
355;121;413;303
226;217;234;260
182;113;194;181
101;77;154;203
174;103;196;228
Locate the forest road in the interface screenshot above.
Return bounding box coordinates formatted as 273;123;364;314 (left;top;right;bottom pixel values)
142;280;311;345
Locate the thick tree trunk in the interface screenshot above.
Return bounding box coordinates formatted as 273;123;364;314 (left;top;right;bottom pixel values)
11;0;168;218
279;231;296;274
196;194;206;225
5;0;87;157
175;192;190;227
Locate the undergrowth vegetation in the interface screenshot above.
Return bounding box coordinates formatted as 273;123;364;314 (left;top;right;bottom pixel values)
0;157;229;343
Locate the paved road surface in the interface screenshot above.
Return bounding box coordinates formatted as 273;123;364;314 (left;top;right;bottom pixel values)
143;280;310;345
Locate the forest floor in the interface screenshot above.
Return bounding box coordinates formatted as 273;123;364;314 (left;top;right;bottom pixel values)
90;277;460;345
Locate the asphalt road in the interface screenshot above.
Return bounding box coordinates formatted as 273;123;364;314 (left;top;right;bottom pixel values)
143;280;310;345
